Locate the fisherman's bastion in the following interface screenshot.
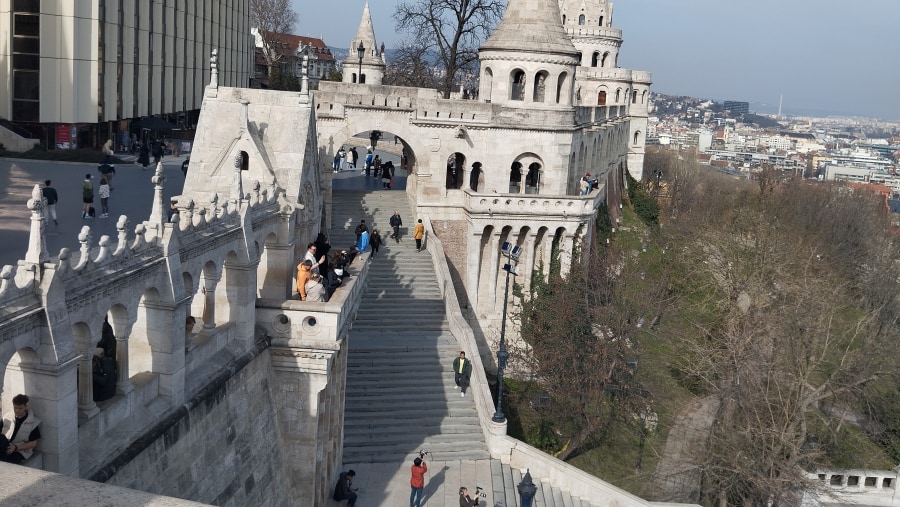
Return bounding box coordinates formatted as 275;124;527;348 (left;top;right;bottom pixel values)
5;1;870;506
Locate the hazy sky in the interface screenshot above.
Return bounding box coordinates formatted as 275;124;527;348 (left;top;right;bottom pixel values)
291;0;899;120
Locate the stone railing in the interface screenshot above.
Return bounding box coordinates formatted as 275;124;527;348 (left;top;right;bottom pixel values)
575;105;627;124
0;463;212;506
565;26;623;40
804;469;900;506
420;217;508;455
255;250;370;343
421;216;699;507
465;190;601;219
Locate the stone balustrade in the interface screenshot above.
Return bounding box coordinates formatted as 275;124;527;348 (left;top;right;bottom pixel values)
804;469;900;506
565;26;623;39
465;189;602;219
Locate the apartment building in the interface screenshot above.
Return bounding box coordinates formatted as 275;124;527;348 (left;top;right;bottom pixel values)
0;0;252;148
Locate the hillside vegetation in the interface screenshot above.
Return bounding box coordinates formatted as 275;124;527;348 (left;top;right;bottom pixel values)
505;148;900;506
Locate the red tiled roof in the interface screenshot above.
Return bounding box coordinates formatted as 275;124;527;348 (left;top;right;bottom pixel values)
260;31;334;61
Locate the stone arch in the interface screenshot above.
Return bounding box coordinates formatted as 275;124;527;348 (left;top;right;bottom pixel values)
322;115;424;184
633;130;642;146
591;52;600;67
509;161;523;193
555;72;568;104
615;88;621;103
510;69;526;101
257;231;283;297
597;90;607;106
578;14;585;25
513;153;544;194
601;52;609;68
131;287;167;378
533;70;548;103
191;260;221;330
1;347;39;409
641;90;647;104
632;90;638;104
469;162;483;192
240;150;249;171
482;67;493;102
219;250;242;323
446;153;465;190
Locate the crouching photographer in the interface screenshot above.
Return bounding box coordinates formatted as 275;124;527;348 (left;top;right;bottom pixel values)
459;485;486;507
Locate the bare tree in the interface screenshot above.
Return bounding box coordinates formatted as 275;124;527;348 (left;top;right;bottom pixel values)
394;0;504;98
250;0;299;77
383;41;441;89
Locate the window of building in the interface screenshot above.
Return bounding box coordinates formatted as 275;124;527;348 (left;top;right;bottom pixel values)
11;8;40;122
598;90;607;106
591;52;599;67
533;71;548;102
578;14;585;25
511;70;525;101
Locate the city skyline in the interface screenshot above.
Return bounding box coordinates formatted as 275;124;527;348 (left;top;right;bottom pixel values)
292;0;899;121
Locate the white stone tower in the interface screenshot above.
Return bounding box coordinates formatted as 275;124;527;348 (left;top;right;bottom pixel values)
559;0;651;179
341;2;385;85
479;0;580;107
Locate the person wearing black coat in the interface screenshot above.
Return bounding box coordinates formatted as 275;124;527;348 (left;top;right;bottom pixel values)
138;143;150;169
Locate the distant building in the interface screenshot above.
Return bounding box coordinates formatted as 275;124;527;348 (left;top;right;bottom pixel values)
251;29;336;89
0;2;253;148
723;101;750;114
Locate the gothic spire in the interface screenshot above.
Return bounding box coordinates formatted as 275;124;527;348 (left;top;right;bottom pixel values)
480;0;578;56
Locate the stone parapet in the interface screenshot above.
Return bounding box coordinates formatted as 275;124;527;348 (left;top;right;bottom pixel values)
803;469;900;506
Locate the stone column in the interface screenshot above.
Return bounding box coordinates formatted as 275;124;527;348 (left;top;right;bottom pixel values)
77;354;99;417
201;277;218;330
484;232;501;312
559;231;574;280
466;227;483;311
115;335;133;394
522;232;538;296
222;261;259;349
15;356;80;475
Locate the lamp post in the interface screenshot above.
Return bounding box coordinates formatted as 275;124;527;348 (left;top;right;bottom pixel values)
356;42;365;84
517;469;538;507
493;241;521;423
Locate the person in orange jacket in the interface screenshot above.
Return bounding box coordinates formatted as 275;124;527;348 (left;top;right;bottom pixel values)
296;260;313;300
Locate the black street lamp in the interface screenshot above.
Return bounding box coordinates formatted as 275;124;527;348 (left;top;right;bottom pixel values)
517;469;538;507
356;42;365;84
493;241;521;423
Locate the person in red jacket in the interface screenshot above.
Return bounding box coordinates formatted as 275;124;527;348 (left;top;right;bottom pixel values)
409;452;428;507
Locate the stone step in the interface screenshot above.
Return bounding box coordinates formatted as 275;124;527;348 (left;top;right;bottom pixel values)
343;393;477;410
342;417;481;433
343;431;485;448
342;448;491;464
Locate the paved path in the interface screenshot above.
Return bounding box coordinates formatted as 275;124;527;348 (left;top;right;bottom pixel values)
0;155;188;268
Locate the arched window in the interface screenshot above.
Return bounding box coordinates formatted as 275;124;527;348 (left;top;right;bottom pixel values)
483;67;493;102
351;73;358;84
597;90;607;106
578;14;585;25
641;90;647;104
533;71;548;102
446;153;465;189
632;90;638;104
511;70;525;101
360;74;366;84
509;162;522;193
599;16;604;26
601;52;609;68
470;162;483;191
240;151;249;171
556;72;567;104
633;131;641;145
615;88;621;102
591;52;599;67
562;15;566;24
525;163;541;194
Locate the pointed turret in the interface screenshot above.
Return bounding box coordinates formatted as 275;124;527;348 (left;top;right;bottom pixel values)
480;0;578;57
342;2;386;85
477;0;579;107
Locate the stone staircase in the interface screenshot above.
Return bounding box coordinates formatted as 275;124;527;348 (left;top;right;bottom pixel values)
332;190;490;464
331;188;622;506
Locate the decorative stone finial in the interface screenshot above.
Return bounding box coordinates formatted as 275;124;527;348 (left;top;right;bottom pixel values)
149;162;167;225
210;49;219;88
232;155;244;201
240;99;250;135
300;53;310;101
24;184;47;264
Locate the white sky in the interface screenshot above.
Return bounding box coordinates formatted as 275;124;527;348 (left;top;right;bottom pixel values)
291;0;900;120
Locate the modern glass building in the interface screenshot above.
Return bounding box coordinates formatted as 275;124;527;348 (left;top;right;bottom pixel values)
0;0;252;148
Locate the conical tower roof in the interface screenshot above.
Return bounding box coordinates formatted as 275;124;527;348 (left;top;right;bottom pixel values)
346;2;380;63
480;0;578;56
